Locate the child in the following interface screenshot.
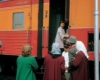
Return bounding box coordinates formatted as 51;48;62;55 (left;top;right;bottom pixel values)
62;45;70;80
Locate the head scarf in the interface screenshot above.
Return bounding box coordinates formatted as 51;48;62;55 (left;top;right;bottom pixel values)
51;43;61;54
76;41;89;58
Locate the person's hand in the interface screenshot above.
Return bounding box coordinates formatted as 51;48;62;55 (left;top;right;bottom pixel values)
65;66;67;69
72;57;75;62
64;34;69;38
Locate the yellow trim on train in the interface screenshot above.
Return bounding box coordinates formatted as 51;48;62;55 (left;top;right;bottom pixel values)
0;5;39;30
0;3;50;31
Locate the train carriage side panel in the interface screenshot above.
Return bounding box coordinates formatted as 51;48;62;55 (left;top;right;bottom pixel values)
0;6;30;30
69;0;100;60
42;0;50;57
0;0;39;56
0;0;49;57
69;0;94;28
30;0;39;56
0;0;30;8
0;6;31;55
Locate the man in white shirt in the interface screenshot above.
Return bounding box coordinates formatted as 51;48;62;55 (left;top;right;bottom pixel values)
62;45;70;80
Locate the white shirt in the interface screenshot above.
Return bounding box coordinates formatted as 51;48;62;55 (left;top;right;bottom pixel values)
62;51;69;72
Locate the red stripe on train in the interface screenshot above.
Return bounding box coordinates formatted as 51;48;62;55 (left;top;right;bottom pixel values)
69;28;100;60
0;30;38;56
0;0;39;8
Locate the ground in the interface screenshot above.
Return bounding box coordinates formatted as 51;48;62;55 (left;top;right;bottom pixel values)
0;74;15;80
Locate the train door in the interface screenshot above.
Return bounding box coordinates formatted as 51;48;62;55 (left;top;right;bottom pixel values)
48;0;70;51
40;0;70;56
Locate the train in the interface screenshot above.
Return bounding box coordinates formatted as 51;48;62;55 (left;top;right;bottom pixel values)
0;0;100;80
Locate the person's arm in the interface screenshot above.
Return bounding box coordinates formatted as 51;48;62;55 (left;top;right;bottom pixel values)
70;52;82;67
62;52;64;56
58;28;65;40
60;57;66;73
31;57;39;71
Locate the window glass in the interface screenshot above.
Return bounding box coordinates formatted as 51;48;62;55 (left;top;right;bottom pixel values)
13;12;24;29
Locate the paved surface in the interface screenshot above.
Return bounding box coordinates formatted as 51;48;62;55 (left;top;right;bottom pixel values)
0;74;42;80
0;74;15;80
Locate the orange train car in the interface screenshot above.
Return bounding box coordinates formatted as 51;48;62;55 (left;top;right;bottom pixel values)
0;0;49;57
69;0;100;61
0;0;100;79
0;0;100;59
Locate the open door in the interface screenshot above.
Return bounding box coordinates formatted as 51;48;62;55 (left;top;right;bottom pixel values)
42;0;70;56
48;0;70;51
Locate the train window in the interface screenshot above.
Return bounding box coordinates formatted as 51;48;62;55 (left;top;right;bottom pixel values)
13;12;24;29
88;33;94;51
88;33;100;52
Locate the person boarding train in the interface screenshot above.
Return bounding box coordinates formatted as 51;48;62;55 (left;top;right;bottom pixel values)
55;21;69;52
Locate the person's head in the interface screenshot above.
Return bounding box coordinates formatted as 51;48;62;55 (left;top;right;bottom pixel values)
22;44;32;57
51;43;61;54
64;45;70;52
76;41;89;58
0;41;2;47
67;36;77;46
59;21;65;28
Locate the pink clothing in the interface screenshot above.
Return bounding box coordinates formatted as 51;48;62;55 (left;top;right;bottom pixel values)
55;27;65;48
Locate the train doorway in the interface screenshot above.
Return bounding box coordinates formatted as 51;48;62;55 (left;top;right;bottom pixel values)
48;0;70;51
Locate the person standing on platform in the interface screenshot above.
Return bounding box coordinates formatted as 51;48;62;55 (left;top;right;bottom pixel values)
66;36;77;59
16;44;39;80
43;43;67;80
55;21;69;53
66;36;77;77
62;45;70;80
67;36;89;61
70;41;89;80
